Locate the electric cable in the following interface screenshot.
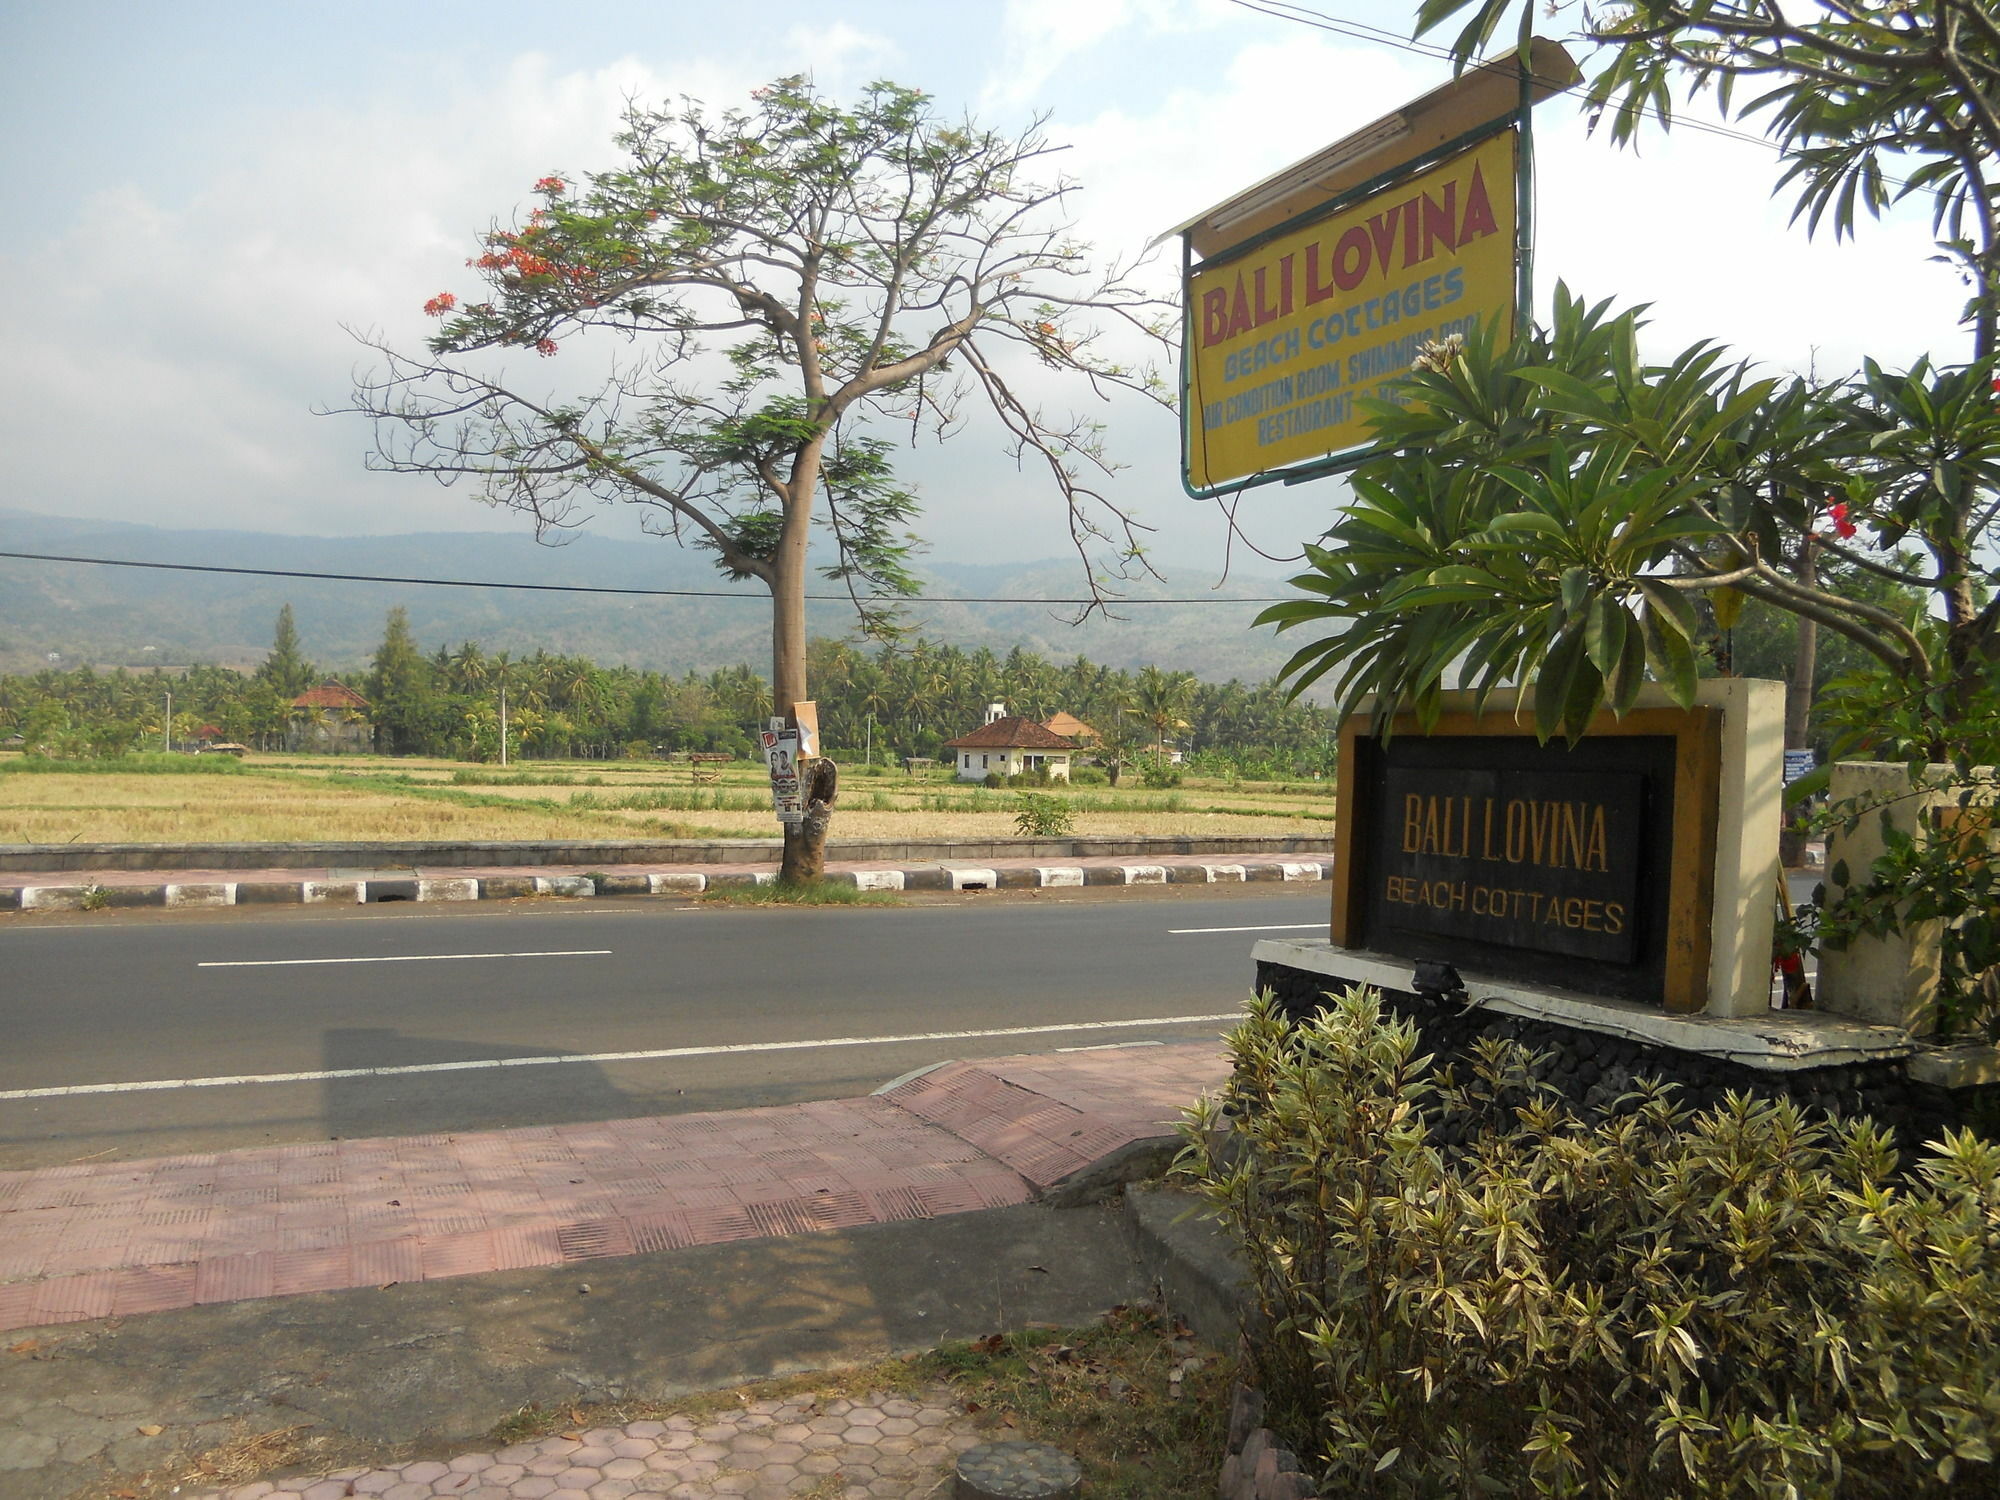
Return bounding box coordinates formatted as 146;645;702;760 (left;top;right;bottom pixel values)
0;550;1293;606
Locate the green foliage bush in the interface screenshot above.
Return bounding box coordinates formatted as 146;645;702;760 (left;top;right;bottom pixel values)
1179;988;2000;1499
982;771;1005;789
1070;765;1108;786
1140;764;1182;789
1012;792;1076;839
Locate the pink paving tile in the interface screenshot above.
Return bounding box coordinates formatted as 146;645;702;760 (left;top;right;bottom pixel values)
421;1232;500;1279
744;1200;824;1239
34;1271;119;1322
555;1220;634;1261
111;1262;199;1317
0;1281;40;1331
865;1186;930;1222
680;1205;759;1244
39;1240;134;1275
194;1252;276;1305
273;1247;354;1296
0;1245;56;1280
626;1214;692;1254
352;1238;423;1286
490;1225;565;1270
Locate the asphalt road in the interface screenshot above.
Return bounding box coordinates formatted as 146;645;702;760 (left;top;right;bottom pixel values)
0;886;1323;1169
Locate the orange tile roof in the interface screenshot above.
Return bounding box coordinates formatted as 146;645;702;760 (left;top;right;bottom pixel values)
1042;712;1099;741
290;682;371;711
942;716;1077;750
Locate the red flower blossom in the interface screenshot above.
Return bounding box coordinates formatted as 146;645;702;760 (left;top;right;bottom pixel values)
1828;501;1858;540
534;176;566;195
535;338;559;358
422;291;457;317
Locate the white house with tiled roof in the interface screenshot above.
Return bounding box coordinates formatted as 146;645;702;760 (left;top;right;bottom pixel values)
942;703;1077;782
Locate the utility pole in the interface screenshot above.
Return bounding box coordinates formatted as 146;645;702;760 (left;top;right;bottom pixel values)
499;682;509;768
163;689;172;754
865;711;874;767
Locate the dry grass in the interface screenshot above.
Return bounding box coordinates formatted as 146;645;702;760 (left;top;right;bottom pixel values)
0;753;1336;845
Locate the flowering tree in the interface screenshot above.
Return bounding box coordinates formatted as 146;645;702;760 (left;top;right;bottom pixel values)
343;77;1170;880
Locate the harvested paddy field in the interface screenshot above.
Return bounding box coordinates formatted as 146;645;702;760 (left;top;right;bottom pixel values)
0;753;1335;845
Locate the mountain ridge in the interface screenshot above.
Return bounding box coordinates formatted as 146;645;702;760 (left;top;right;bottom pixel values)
0;509;1314;685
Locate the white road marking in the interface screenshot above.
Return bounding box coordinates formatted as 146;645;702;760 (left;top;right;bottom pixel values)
196;949;611;969
0;1012;1243;1100
1167;922;1325;935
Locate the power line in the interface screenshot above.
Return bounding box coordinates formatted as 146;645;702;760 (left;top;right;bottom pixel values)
0;550;1291;607
1223;0;1906;172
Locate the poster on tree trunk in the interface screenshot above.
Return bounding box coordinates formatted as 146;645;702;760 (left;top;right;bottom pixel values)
761;728;805;823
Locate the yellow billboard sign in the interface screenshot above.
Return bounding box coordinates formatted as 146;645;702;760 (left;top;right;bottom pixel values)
1184;130;1517;492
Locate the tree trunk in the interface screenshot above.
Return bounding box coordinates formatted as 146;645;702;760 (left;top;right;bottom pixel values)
773;466;831;885
1780;537;1819;869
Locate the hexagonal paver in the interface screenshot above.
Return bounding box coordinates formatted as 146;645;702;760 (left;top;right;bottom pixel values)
624;1421;667;1439
771;1422;813;1443
688;1441;730;1463
402;1462;451;1486
553;1467;603;1488
513;1481;559;1500
797;1453;843;1476
587;1481;637;1500
878;1416;919;1436
761;1462;800;1486
601;1456;646;1479
763;1441;806;1465
611;1438;651;1459
380;1485;431;1500
879;1399;920;1419
844;1408;883;1429
448;1453;493;1473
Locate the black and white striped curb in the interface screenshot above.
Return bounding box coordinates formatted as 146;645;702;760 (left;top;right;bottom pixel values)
0;860;1330;911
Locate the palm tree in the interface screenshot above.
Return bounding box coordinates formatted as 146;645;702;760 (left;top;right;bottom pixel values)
1132;667;1197;766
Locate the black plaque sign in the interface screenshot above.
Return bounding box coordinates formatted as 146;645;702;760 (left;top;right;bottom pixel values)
1375;767;1643;963
1350;733;1680;1002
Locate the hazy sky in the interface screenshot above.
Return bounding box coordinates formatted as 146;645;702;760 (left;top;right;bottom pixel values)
0;0;1971;579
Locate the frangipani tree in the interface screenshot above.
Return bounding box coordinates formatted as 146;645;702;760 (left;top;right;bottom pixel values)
344;77;1171;880
1261;2;2000;759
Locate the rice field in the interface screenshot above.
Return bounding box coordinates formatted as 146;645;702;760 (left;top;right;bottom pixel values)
0;752;1336;845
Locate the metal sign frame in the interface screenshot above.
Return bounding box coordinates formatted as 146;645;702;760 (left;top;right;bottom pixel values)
1175;39;1568;500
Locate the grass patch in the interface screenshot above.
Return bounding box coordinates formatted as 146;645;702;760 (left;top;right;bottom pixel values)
919;1302;1231;1500
0;753;246;775
701;877;902;906
485;1358;930;1449
569;787;775;813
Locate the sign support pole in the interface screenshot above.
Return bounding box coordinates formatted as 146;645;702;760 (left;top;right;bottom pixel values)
1515;19;1537;332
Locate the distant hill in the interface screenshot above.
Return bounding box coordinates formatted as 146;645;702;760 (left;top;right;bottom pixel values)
0;510;1319;686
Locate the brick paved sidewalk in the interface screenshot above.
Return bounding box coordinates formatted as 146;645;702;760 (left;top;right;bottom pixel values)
191;1390;986;1500
0;849;1329;909
0;1043;1229;1335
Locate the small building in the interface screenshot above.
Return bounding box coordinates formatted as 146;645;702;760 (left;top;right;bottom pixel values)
1041;711;1099;745
943;703;1077;782
288;682;375;754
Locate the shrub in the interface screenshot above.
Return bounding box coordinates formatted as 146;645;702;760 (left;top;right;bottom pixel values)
1070;765;1108;786
982;771;1005;789
1178;987;2000;1499
1141;764;1182;789
1012;792;1076;838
